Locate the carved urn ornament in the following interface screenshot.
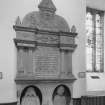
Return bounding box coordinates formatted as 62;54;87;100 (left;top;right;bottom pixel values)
13;0;78;105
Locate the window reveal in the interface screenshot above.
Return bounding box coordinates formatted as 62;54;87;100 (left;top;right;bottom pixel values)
86;8;104;72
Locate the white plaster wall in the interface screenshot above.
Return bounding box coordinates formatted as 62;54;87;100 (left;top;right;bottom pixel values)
86;0;105;10
86;73;105;91
0;0;39;103
0;0;86;102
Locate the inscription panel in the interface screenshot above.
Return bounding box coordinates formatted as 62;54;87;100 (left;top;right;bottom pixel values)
33;47;60;77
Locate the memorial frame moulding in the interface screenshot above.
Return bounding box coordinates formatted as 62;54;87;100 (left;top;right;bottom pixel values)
13;26;78;83
13;0;78;105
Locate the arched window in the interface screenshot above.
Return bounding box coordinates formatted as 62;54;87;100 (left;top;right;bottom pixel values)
86;8;104;72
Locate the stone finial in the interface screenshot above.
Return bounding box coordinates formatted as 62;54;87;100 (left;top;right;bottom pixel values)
15;16;21;26
71;25;76;33
38;0;56;13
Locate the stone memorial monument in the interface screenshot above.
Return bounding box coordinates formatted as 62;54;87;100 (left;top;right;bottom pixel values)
13;0;78;105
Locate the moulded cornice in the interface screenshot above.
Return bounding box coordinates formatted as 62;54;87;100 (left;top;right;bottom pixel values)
15;75;77;84
13;25;78;37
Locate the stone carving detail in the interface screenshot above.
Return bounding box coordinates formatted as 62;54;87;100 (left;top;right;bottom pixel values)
53;86;66;105
53;85;71;105
21;86;42;105
21;87;40;105
38;0;56;13
15;16;21;26
71;25;76;33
